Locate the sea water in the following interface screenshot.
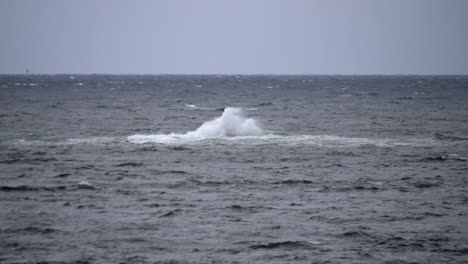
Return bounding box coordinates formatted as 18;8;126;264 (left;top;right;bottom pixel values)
1;75;468;263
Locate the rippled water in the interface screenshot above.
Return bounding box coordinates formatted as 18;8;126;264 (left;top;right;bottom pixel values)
1;75;468;263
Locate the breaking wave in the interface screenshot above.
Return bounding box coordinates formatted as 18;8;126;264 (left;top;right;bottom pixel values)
6;107;441;147
188;107;262;137
128;107;262;144
126;107;439;147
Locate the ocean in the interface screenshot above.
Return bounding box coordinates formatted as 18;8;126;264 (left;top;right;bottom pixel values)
0;75;467;263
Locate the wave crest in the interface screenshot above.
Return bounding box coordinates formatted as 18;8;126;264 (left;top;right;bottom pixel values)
187;107;262;138
128;107;262;144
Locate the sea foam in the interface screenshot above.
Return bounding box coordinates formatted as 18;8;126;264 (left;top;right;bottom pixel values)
187;107;262;138
126;107;438;147
128;107;262;144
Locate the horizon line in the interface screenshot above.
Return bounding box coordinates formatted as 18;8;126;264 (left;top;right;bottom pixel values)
1;73;468;76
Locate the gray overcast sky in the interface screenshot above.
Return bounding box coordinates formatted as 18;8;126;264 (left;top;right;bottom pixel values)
1;0;467;74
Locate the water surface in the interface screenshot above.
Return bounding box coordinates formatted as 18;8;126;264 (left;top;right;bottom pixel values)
1;75;467;263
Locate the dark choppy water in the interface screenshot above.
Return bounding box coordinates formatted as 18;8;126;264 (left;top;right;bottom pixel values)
1;75;468;263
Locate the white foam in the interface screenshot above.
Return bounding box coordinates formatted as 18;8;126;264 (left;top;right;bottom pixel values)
76;181;95;189
9;107;440;148
77;181;93;187
184;104;216;111
128;107;262;143
187;107;262;138
128;130;437;147
127;133;201;144
12;137;117;146
126;107;442;147
65;137;116;144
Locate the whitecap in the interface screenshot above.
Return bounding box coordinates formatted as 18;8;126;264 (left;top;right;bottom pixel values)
186;107;262;138
128;107;262;144
127;107;439;147
184;104;219;111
